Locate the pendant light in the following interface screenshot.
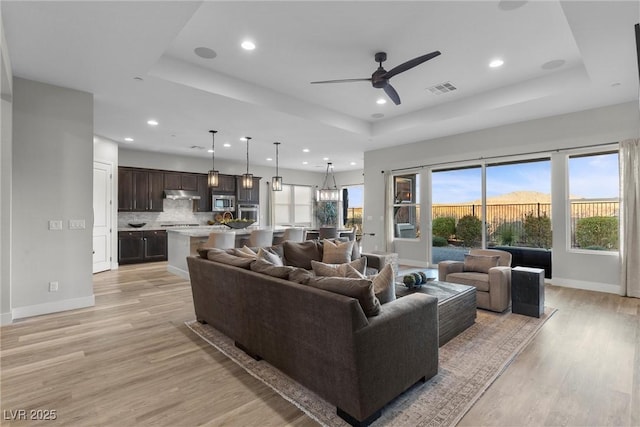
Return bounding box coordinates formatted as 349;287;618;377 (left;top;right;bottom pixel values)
207;130;219;188
318;162;340;201
242;136;253;189
271;142;283;191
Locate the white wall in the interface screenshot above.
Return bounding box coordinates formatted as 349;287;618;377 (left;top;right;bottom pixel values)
364;101;639;294
94;136;118;269
11;78;94;319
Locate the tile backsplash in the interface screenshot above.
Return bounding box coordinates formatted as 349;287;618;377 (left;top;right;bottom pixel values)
118;199;214;227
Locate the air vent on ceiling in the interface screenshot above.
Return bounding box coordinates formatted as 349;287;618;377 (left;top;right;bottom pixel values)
427;81;457;95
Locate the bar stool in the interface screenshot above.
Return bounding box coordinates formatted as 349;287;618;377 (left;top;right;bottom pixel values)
282;227;305;243
339;227;356;241
202;231;236;249
248;229;274;247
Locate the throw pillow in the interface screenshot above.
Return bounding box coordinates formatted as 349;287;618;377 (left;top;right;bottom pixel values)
306;276;381;317
321;239;354;264
250;258;295;279
370;264;396;305
207;249;255;269
234;245;257;258
196;247;210;259
257;247;284;266
288;267;315;284
463;254;500;273
311;258;367;277
283;240;322;269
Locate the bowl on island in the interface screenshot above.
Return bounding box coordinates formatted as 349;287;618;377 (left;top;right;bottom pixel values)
221;219;255;229
128;222;146;228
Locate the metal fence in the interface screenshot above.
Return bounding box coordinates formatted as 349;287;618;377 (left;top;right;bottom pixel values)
433;200;619;248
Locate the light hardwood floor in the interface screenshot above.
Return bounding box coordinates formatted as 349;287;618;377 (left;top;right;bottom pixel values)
1;262;638;426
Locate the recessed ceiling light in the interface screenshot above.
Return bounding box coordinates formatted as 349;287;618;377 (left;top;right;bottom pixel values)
207;149;214;153
350;161;357;166
303;148;310;153
241;40;256;51
323;157;329;161
489;59;504;68
266;157;273;161
124;137;134;142
240;137;247;141
223;143;231;148
376;98;387;105
194;46;217;59
302;161;308;165
147;119;158;126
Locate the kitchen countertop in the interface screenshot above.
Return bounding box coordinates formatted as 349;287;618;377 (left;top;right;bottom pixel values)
166;226;285;237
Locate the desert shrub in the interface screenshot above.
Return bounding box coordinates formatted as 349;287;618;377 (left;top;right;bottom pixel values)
523;212;552;249
456;215;482;247
432;236;448;247
492;222;520;246
575;216;618;250
432;216;456;239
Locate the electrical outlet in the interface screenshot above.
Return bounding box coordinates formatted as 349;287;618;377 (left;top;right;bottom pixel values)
69;219;86;230
48;220;63;231
49;281;59;292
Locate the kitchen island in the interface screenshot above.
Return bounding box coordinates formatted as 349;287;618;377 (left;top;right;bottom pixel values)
166;226;286;279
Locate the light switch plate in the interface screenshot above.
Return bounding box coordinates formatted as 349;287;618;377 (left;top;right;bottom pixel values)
69;219;86;230
49;220;63;231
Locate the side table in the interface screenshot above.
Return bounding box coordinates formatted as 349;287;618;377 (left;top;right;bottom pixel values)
511;266;545;318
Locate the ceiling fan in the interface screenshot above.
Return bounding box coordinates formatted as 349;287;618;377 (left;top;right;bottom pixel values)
310;51;441;105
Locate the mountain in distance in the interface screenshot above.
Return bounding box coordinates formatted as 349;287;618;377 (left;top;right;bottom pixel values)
472;191;551;205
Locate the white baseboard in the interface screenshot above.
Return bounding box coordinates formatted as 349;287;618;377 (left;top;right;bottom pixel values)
11;295;95;321
1;311;12;325
551;277;620;295
167;265;189;280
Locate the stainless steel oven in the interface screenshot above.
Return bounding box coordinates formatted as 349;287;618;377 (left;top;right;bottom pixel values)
237;204;259;225
212;194;235;212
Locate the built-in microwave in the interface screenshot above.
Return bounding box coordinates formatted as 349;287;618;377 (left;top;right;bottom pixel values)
212;194;235;212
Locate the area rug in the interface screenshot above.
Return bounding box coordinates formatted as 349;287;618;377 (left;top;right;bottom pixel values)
186;307;556;427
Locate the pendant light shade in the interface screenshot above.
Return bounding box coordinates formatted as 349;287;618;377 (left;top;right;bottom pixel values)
318;162;340;201
242;137;253;189
207;130;219;188
271;142;283;191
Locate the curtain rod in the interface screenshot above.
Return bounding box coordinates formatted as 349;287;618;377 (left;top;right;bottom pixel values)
390;141;619;173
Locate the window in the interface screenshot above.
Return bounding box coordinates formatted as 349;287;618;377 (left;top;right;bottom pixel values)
343;185;363;234
486;159;551;249
393;174;420;239
568;151;620;252
274;184;313;226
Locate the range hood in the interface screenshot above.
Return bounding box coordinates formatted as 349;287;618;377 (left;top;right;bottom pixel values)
163;189;201;200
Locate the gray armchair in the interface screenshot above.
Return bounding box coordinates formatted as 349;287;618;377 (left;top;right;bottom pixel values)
438;249;512;312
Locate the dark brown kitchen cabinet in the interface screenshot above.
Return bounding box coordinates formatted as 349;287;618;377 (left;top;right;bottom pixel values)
118;230;167;264
216;174;236;194
164;172;198;191
118;167;162;212
196;175;211;212
236;176;261;204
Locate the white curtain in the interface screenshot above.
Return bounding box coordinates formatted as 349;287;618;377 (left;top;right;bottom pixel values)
619;139;640;298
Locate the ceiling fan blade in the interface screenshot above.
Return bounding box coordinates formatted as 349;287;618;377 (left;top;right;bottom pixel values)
384;51;441;80
310;78;372;84
383;83;401;105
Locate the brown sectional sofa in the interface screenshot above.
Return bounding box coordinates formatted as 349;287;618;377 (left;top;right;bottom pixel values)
187;240;439;426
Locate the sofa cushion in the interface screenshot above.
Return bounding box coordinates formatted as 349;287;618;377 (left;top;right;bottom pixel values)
371;264;396;305
322;239;355;264
446;271;490;292
283;240;322;269
196;247;211;259
288;267;315;284
257;247;284;266
463;254;499;273
250;258;295;279
311;258;367;278
207;249;255;269
234;245;258;258
306;276;381;317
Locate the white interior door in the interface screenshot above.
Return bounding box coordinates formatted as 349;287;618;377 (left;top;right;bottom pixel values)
93;161;112;273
